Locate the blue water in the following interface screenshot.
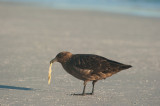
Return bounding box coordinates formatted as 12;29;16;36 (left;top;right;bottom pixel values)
1;0;160;18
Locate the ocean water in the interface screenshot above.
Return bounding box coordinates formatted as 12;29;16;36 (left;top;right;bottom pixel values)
1;0;160;18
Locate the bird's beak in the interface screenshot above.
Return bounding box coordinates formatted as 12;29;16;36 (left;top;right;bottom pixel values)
50;58;57;64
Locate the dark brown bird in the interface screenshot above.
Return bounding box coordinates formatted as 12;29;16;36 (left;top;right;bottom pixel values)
49;51;132;95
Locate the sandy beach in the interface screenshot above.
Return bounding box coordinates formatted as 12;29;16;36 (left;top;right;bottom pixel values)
0;2;160;106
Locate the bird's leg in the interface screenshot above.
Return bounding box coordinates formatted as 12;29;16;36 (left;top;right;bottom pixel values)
91;80;97;95
82;81;87;96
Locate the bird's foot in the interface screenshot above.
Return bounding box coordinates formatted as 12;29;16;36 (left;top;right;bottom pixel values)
90;92;94;95
82;93;94;95
71;93;93;96
70;93;85;96
82;93;86;96
87;93;94;95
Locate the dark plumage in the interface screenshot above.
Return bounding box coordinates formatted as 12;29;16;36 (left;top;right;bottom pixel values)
50;51;132;95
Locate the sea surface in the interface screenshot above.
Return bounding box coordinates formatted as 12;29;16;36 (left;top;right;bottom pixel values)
1;0;160;18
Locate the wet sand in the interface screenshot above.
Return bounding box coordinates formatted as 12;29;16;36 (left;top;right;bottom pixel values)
0;2;160;106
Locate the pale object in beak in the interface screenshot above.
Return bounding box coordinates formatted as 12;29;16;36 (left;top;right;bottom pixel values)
48;58;57;85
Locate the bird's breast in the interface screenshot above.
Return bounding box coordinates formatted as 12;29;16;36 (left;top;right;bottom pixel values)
61;63;94;80
61;62;115;81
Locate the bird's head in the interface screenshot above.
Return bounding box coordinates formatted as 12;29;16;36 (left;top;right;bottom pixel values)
50;51;72;64
48;51;72;84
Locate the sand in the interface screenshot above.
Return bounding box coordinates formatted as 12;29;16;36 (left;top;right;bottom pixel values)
0;2;160;106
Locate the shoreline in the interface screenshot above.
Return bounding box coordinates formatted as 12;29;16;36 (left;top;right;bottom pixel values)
1;1;160;19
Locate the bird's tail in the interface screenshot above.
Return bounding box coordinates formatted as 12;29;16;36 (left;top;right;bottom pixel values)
119;65;132;70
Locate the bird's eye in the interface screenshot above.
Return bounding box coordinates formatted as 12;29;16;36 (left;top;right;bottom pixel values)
57;53;64;58
57;54;61;58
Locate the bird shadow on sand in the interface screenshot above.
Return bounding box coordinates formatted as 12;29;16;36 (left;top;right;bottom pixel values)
0;85;34;91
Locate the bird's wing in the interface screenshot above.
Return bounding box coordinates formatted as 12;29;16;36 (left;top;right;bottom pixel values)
70;54;121;73
70;54;131;74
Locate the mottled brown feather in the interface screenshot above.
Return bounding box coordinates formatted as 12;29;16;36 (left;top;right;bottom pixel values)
70;54;131;74
53;52;132;81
